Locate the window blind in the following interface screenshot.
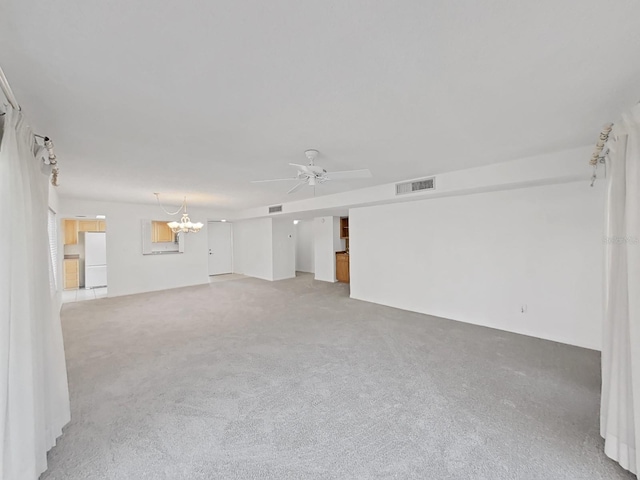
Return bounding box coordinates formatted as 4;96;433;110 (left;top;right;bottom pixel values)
48;208;58;292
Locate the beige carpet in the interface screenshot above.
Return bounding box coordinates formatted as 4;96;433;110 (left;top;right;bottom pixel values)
43;273;632;479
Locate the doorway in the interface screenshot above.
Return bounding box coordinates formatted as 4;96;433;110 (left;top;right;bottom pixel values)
61;216;108;303
208;221;233;276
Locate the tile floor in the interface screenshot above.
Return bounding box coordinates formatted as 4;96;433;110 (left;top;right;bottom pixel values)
62;287;108;304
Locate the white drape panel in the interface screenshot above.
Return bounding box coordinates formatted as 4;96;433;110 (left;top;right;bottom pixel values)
0;106;70;479
601;103;640;475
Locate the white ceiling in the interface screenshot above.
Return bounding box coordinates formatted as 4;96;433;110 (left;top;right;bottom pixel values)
2;1;639;209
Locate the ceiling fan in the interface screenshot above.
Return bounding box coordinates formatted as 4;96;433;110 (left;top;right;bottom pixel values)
251;149;373;194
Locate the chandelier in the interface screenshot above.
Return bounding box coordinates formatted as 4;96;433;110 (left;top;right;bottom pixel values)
168;210;203;233
154;194;204;233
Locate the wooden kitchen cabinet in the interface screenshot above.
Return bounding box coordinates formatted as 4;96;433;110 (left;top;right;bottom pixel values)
64;219;78;245
340;217;350;252
340;217;349;239
336;252;350;283
63;258;79;290
64;219;106;245
78;220;100;232
152;221;175;243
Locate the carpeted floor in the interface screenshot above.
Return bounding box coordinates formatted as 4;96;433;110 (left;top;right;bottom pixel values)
43;274;632;479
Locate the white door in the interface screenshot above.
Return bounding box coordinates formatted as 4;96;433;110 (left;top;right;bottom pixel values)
208;222;233;275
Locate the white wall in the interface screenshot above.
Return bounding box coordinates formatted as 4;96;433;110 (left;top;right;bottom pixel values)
58;198;221;297
232;217;273;280
350;181;605;350
313;216;344;282
295;220;315;273
233;217;295;281
272;219;296;281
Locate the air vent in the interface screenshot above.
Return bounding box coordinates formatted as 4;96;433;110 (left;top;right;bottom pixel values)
395;177;435;195
268;205;283;214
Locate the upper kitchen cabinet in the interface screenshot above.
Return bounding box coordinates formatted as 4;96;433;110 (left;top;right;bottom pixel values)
64;219;78;245
340;217;349;239
78;220;105;232
64;219;106;245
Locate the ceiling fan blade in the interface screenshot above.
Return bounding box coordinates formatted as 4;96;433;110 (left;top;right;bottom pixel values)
326;169;372;180
287;182;307;194
289;163;314;174
251;177;298;183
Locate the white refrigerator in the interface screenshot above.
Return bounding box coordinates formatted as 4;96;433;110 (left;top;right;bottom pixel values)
84;232;107;288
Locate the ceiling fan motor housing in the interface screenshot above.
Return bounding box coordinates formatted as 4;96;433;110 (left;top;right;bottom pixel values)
304;149;319;164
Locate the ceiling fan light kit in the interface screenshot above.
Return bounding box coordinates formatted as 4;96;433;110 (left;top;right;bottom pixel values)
251;149;372;193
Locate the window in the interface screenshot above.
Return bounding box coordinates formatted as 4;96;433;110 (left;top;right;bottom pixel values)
48;208;58;293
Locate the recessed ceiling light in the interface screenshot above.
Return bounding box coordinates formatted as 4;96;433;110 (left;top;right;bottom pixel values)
96;215;106;219
293;220;300;225
221;219;227;222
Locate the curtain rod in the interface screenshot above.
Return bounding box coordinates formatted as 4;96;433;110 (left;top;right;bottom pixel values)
592;101;640;165
0;66;59;186
588;123;612;187
590;123;613;166
589;100;639;185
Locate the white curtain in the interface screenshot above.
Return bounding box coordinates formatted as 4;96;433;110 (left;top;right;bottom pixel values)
0;105;70;479
601;103;640;475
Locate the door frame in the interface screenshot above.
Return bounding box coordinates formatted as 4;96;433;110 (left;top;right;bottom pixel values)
207;221;233;276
